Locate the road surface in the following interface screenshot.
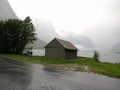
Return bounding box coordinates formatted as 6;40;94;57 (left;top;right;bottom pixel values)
0;57;120;90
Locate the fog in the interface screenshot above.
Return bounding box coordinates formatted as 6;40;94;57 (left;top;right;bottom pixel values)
82;25;120;51
32;18;120;53
82;0;120;52
58;0;120;52
6;0;120;53
35;0;120;53
1;0;120;62
32;18;60;43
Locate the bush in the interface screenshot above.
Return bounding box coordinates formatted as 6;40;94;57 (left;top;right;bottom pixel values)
93;50;100;62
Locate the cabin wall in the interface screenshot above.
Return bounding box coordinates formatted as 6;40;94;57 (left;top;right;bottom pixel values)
45;40;65;58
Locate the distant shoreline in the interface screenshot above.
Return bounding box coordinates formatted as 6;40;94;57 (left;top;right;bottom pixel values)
32;49;120;63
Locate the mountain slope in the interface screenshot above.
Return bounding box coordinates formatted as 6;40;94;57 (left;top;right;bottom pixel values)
59;31;94;50
111;42;120;54
31;38;47;49
33;19;60;43
0;0;17;20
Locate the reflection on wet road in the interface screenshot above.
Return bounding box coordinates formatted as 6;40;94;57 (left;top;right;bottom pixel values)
0;57;120;90
0;58;31;90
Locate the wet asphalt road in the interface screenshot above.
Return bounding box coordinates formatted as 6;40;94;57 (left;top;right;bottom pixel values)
0;57;31;90
0;57;120;90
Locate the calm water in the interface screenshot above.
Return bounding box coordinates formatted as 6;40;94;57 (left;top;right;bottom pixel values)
0;58;120;90
32;49;120;63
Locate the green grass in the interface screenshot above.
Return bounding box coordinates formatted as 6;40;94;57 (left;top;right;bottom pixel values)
0;54;120;78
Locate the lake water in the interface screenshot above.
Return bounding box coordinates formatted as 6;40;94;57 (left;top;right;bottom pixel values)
0;58;120;90
32;49;120;63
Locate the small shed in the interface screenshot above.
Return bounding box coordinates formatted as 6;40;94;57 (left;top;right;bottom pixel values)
45;38;78;59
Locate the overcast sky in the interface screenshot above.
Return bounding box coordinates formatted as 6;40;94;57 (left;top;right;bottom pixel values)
7;0;120;51
8;0;120;33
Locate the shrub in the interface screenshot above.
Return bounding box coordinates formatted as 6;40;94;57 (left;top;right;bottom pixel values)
93;50;100;62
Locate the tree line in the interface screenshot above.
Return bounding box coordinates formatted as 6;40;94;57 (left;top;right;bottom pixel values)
0;16;36;54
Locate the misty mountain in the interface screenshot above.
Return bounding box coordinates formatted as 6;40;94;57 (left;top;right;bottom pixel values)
31;38;47;49
82;24;120;52
111;42;120;54
0;0;17;20
32;19;60;43
32;19;95;50
59;31;94;50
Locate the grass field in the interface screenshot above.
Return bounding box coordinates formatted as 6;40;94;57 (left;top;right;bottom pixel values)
0;54;120;78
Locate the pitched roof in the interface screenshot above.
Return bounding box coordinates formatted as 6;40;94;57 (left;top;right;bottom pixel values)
55;38;78;50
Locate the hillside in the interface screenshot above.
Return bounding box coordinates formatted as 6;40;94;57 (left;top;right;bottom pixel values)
0;0;17;20
111;42;120;54
31;38;47;49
